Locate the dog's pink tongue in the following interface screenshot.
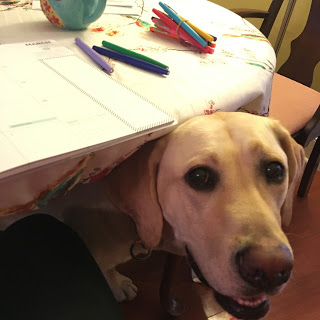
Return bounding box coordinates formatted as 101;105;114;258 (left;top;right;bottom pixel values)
232;293;267;307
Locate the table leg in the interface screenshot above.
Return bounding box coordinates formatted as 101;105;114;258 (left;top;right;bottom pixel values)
160;253;185;316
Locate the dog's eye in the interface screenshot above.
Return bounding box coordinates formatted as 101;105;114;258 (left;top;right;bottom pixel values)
184;167;219;191
264;162;285;183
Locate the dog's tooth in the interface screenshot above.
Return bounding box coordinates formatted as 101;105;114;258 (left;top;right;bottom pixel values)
257;294;267;304
234;298;248;306
252;300;260;306
234;297;243;305
232;293;267;307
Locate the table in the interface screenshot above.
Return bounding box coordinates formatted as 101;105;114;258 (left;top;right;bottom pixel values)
0;0;276;216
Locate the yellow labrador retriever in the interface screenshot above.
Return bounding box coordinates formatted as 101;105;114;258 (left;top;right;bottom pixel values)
64;112;304;320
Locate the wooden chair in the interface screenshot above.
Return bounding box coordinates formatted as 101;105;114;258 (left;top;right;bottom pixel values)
234;0;320;197
232;0;297;54
232;0;285;38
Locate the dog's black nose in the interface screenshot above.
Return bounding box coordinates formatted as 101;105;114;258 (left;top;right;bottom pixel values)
236;243;293;291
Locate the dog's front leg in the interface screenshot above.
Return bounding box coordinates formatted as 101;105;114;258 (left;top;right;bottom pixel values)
104;268;138;302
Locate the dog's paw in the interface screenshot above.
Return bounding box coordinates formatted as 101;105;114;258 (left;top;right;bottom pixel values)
105;268;138;302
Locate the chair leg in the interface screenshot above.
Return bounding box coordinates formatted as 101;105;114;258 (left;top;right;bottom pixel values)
159;253;185;316
298;138;320;197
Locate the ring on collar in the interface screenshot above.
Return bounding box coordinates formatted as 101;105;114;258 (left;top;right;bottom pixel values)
130;240;152;261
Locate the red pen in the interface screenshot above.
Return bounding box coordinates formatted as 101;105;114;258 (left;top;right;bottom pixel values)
152;10;214;54
150;26;180;40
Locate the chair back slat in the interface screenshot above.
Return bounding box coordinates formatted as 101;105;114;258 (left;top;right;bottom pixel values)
260;0;285;37
277;0;320;87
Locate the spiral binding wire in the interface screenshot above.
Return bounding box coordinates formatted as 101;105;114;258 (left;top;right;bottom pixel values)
40;55;175;132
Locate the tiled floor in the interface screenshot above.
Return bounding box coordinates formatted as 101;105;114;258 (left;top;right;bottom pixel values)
119;171;320;320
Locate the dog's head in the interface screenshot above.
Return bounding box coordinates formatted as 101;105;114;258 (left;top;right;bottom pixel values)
105;112;305;319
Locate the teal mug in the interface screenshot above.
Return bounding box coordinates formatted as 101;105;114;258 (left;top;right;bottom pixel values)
40;0;107;30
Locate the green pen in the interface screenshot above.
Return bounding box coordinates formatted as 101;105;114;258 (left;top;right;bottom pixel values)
102;40;169;70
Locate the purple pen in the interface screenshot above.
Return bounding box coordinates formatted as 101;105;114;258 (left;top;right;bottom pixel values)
75;37;114;74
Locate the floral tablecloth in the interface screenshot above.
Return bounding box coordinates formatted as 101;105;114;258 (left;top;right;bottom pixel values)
0;0;276;216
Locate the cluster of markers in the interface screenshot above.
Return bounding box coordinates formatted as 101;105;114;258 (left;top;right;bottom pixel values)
151;2;217;54
74;3;216;76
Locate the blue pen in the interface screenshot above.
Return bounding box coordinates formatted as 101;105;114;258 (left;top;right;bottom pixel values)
158;2;207;48
92;46;169;75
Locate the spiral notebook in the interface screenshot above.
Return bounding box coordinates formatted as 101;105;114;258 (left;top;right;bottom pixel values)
0;40;176;179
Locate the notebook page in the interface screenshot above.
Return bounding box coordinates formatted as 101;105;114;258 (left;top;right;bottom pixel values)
42;55;174;131
0;57;134;170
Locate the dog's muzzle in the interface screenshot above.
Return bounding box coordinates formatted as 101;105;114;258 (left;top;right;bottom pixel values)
186;247;270;320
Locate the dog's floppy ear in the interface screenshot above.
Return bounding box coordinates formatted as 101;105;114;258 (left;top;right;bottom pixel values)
104;138;169;249
271;120;306;226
